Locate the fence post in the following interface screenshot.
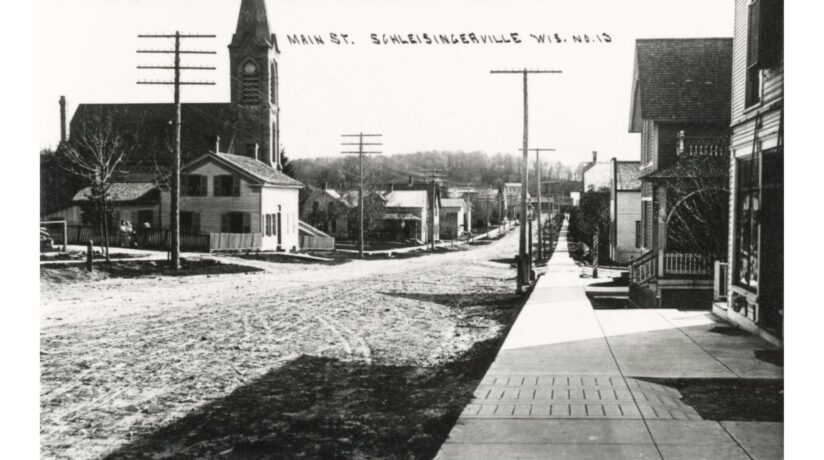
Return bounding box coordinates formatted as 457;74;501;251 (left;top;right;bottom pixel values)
86;240;93;272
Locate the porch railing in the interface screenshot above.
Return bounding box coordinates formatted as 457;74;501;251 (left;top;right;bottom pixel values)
713;261;730;301
662;252;713;276
676;131;730;158
629;250;657;285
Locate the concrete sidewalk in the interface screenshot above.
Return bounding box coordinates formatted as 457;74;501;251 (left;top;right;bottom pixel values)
436;220;783;460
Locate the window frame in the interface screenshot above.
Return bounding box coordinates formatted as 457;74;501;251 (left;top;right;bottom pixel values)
734;154;761;292
214;175;240;197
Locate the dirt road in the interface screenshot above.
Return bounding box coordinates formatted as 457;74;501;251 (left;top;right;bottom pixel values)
41;229;524;459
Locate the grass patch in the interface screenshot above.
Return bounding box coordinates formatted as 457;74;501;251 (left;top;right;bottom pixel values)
41;258;263;283
639;378;783;422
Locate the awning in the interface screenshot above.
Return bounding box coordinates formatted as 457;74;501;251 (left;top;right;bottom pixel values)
382;213;421;221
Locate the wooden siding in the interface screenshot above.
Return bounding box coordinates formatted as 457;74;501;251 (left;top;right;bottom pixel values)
162;162;262;232
261;186;301;251
614;191;642;262
731;0;784;123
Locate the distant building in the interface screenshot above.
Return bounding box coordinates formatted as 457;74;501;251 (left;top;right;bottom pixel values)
501;183;530;220
383;190;439;243
440;198;471;239
581;151;612;192
609;159;642;264
300;185;352;239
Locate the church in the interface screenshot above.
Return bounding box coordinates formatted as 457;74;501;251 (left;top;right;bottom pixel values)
54;0;306;251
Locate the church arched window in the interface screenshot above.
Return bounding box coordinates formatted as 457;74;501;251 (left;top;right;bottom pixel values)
271;61;278;105
241;60;259;104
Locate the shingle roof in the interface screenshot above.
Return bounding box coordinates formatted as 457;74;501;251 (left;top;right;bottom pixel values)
215;153;304;187
71;103;237;167
616;162;641;190
385;190;428;208
72;182;157;202
630;38;733;131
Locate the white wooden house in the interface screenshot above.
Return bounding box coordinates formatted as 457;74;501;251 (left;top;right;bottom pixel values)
440;198;470;239
161;152;303;251
609;158;642;264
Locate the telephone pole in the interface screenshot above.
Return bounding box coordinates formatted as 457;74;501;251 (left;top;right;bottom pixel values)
520;148;556;260
341;133;382;258
137;32;215;270
422;169;446;251
491;68;562;293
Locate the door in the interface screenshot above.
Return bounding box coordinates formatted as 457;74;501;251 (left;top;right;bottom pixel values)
758;148;783;337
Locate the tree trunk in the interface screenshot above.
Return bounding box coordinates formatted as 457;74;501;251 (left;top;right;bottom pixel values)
101;192;111;263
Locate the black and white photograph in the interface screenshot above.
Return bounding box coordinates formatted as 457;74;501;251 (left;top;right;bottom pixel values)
9;0;813;457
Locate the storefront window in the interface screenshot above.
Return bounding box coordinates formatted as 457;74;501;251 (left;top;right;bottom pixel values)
735;156;760;289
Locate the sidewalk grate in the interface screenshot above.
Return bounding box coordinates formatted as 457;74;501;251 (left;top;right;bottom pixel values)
463;375;702;420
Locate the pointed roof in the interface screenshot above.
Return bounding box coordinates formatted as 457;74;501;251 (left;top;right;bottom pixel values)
230;0;277;50
182;152;303;188
629;38;732;132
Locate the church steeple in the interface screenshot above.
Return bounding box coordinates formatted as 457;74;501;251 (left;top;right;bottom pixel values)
230;0;276;49
228;0;281;169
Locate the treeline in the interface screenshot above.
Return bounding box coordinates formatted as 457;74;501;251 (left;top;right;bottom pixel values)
289;151;582;192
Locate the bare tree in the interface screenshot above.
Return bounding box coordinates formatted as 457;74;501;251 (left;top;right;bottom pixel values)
662;157;729;259
59;111;135;262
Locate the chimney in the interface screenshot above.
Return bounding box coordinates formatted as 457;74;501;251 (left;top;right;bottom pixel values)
592;151;598;164
59;96;67;143
409;176;414;186
215;135;221;154
254;143;260;162
323;182;328;190
390;183;394;192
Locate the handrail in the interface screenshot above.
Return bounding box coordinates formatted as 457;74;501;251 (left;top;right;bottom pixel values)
676;131;730;158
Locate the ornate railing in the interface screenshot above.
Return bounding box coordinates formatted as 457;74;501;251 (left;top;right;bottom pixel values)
662;252;713;276
629;250;657;285
676;131;730;158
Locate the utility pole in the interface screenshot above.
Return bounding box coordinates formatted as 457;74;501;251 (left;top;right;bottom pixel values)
520;148;556;260
341;133;382;258
423;169;446;251
137;32;215;270
491;68;562;293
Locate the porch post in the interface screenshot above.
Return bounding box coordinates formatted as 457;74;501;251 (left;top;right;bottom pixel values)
657;186;667;278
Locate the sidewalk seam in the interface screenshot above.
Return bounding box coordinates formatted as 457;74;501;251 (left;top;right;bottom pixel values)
591;304;665;460
654;310;742;378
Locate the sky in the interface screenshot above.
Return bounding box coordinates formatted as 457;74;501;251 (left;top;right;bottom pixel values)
40;0;734;165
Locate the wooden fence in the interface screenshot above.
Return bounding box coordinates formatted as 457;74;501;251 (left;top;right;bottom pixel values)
300;235;335;251
56;225;210;251
209;233;262;251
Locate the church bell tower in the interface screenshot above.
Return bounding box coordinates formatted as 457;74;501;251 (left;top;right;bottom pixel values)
228;0;281;169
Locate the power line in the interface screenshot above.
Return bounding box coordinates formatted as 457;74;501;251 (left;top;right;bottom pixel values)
137;31;215;270
341;133;383;258
491;67;562;293
520;147;556;260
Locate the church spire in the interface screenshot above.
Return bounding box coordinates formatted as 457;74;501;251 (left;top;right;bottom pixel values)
230;0;274;48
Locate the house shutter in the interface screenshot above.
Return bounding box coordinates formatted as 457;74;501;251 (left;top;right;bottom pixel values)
747;0;760;69
758;0;782;69
232;176;241;196
193;212;200;234
242;212;251;233
214;176;222;196
180;175;189;196
199;176;208;196
221;213;230;233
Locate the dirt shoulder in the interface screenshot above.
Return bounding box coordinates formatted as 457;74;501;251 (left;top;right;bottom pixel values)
41;229;524;459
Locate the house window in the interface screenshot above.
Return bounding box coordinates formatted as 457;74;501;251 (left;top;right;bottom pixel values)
746;0;783;107
635;221;641;248
180;212;200;234
214;175;240;197
181;174;207;196
221;212;251;233
313;201;320;213
271;61;278;105
242;60;259;104
734;156;760;290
